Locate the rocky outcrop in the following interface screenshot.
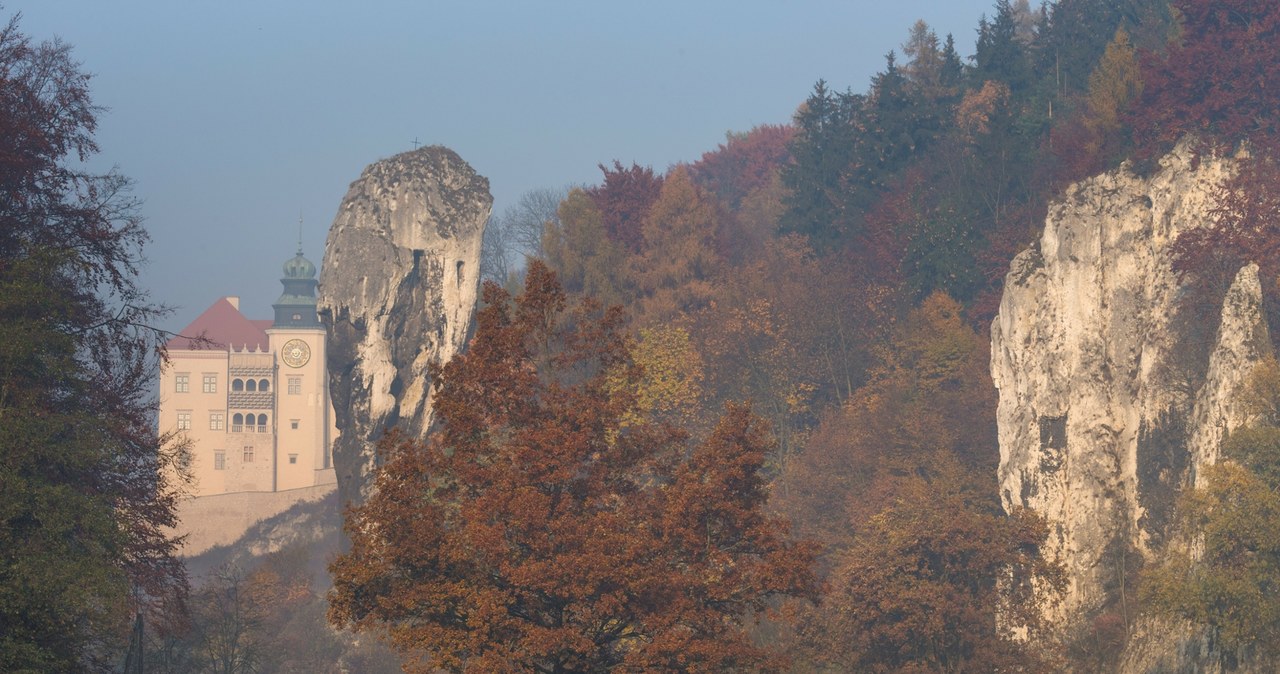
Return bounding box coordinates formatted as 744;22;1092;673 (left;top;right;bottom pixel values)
991;142;1272;637
317;146;491;508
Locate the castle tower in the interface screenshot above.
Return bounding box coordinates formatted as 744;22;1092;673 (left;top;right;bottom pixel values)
267;247;332;491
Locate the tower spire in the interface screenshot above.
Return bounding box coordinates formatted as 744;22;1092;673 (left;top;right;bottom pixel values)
275;230;319;328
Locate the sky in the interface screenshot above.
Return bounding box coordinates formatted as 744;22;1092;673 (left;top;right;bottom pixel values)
11;1;1000;334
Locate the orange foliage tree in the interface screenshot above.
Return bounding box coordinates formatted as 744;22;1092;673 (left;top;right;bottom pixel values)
328;262;817;673
796;457;1063;673
778;293;1063;671
631;166;724;325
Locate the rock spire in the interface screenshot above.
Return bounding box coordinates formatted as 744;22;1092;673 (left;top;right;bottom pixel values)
318;146;491;507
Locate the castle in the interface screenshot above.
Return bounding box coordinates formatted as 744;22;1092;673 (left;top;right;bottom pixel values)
160;248;337;499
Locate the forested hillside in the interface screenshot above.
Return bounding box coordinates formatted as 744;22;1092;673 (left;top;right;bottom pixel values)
464;0;1280;671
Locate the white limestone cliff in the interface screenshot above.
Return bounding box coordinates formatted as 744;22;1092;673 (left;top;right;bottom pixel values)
317;146;491;508
991;142;1272;646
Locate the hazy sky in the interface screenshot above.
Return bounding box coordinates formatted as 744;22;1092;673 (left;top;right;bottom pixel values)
12;1;999;333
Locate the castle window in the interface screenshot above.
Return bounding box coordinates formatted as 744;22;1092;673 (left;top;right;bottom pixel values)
290;419;299;430
245;379;257;392
214;452;226;470
243;446;254;463
288;454;298;465
232;413;244;432
209;412;225;431
288;377;301;395
256;414;268;433
177;411;191;430
232;378;244;392
202;374;217;393
175;373;190;393
259;379;270;392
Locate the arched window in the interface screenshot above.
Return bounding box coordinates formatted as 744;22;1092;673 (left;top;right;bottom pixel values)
246;379;257;392
257;414;268;431
258;379;270;392
233;413;243;425
232;379;244;392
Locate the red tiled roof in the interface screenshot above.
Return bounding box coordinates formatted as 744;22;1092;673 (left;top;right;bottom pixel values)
167;298;270;352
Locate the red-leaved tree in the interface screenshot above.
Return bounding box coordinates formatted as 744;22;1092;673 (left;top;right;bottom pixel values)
1134;1;1280;326
586;161;664;253
1132;0;1280;161
688;125;793;211
328;262;818;673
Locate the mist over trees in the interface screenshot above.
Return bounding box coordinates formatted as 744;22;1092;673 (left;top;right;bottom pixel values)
15;0;1280;670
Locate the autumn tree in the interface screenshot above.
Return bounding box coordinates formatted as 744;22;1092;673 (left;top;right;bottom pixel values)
1036;0;1172;108
1144;358;1280;664
1132;0;1280;160
691;234;889;463
1079;28;1142;172
0;13;187;671
613;325;705;431
1138;0;1280;330
688;125;792;212
901;20;944;93
541;188;632;308
586;160;665;252
795;457;1063;673
328;262;818;673
778;292;995;544
631;166;724;324
1051;27;1144;181
775;294;1062;671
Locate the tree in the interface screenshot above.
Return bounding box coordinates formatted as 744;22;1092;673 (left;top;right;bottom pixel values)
631;166;723;324
780;80;863;250
974;1;1032;94
1051;26;1144;181
1036;0;1172;106
586;160;664;253
901;20;944;93
480;210;517;285
1153;1;1280;305
541;188;632;308
1133;0;1280;158
0;13;187;671
612;325;705;431
795;457;1062;673
508;186;570;259
482;187;571;285
688;125;793;212
1083;28;1142;160
1144;358;1280;664
328;262;818;673
779;294;1063;671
